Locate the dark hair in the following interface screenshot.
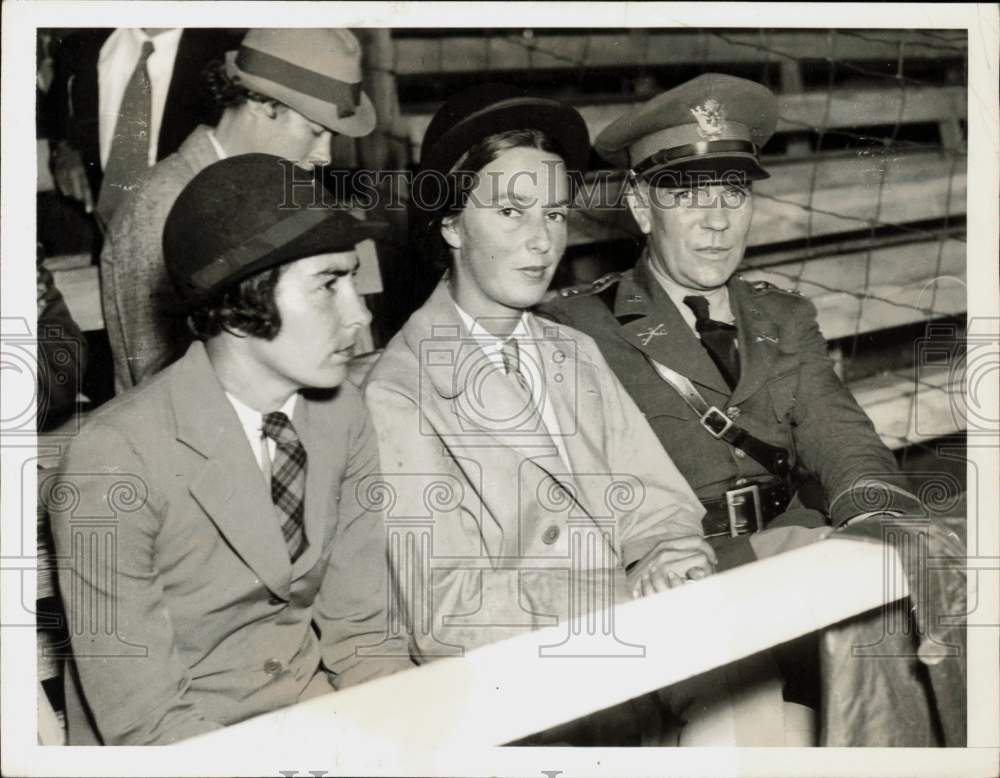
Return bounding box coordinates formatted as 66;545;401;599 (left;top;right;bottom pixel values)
186;265;287;341
416;128;565;275
201;59;282;126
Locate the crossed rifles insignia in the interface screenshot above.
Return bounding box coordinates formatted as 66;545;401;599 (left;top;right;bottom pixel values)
637;324;666;346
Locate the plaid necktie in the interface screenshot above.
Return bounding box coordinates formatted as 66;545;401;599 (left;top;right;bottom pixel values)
97;40;155;227
262;411;308;562
683;294;741;389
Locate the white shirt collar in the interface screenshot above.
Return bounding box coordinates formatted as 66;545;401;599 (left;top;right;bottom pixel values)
224;391;299;471
645;254;734;329
452;300;530;344
452;299;532;376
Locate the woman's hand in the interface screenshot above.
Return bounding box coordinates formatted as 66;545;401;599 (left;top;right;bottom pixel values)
626;535;718;598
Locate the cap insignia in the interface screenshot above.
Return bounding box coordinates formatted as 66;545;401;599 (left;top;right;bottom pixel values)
690;98;727;140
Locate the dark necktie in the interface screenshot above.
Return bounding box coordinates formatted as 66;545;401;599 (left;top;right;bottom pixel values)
97;40;155;227
262;411;308;562
683;295;741;389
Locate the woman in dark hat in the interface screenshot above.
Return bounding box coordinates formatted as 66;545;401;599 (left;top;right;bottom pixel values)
49;154;411;745
363;87;753;745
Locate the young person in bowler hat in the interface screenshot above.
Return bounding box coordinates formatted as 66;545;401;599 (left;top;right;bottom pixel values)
539;73;922;729
365;84;790;745
102;28;378;393
49;154;411;745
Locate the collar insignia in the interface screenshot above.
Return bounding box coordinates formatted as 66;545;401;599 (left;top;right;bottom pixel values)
637;323;667;345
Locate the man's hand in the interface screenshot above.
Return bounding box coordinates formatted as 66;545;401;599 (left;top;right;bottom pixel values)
50;141;94;213
626;535;718;598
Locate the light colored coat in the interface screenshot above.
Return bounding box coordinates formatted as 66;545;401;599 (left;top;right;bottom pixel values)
364;281;704;661
49;342;411;745
100;125;220;393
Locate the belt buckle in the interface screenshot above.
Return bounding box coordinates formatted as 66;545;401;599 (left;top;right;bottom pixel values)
700;406;733;439
725;484;763;536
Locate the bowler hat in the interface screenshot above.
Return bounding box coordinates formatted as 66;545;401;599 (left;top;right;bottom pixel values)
225;28;376;137
164;154;387;312
410;83;591;237
596;73;777;184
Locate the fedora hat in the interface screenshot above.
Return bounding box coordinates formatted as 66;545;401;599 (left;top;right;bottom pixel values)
596;73;777;184
225;28;376;137
410;83;591;237
164;154;388;312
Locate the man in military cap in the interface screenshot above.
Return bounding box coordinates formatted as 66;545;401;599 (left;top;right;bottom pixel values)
539;74;921;708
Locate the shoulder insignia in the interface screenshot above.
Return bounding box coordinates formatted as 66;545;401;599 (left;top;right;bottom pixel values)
748;279;803;296
557;272;623;299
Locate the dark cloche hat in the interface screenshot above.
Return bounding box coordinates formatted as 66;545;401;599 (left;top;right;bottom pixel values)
410;83;591;236
164;153;387;312
595;73;778;184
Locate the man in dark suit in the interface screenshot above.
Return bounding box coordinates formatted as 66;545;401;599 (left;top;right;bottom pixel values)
48;154;410;745
45;28;236;220
100;28;376;394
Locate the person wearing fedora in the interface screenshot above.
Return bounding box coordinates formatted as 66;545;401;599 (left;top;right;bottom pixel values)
365;84;786;746
101;28;378;394
49;154;411;746
538;73;923;737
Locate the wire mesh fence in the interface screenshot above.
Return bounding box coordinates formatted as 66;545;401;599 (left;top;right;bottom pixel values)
353;27;968;454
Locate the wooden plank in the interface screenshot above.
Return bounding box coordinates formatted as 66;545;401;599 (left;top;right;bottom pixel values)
37;139;54;193
741;237;966;340
403;86;968;162
185;538;905;757
51;265;102;332
392;30;965;75
566;150;967;247
851;364;963;448
42;253;91;272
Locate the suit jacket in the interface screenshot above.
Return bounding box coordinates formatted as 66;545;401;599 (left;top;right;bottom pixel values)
45;29;234;196
100;124;219;393
539;256;919;527
364;280;704;661
49;342;411;745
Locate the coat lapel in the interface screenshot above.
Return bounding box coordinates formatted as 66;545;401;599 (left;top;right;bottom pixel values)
403;282;590;558
728;278;781;407
170;344;293;599
618;260;732;396
291;397;333;576
525;315;599;520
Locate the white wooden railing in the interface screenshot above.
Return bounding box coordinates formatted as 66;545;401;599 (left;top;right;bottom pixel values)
184;538;906;754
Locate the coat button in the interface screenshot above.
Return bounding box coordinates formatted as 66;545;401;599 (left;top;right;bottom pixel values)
734;448;746;459
264;658;283;676
541;525;560;545
726;406;741;419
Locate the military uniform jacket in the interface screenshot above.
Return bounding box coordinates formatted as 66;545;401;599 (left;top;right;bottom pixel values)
539;257;918;526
